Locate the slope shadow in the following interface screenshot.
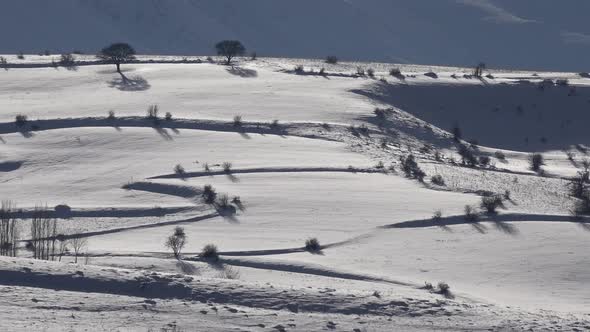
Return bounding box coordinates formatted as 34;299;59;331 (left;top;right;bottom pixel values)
226;66;258;78
351;81;590;152
107;72;151;91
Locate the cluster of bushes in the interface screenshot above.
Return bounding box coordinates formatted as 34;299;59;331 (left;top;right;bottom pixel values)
349;124;369;137
400;154;426;182
201;184;244;212
373;107;392;121
568;166;590;218
424;282;452;297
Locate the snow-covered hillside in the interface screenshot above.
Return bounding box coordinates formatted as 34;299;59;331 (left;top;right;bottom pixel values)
1;0;590;71
1;57;589;330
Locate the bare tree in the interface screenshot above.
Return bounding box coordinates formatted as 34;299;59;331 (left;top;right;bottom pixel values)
69;237;88;263
474;62;486;78
0;201;19;257
165;227;186;259
57;239;69;262
97;43;136;73
215;40;246;65
30;206;58;260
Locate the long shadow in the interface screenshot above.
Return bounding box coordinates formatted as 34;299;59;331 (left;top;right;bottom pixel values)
226;66;258;78
0;161;22;172
153;126;173;140
20;212;219;242
148;166;384;180
122;181;202;199
10;206;193;219
384;213;588;234
0;117;342;144
201;257;413;287
18;129;35;138
107;72;151;91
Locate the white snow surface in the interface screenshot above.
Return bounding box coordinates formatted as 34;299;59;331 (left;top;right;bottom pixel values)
0;58;589;331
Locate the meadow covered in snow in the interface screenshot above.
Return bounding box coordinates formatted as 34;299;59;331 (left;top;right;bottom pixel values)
0;55;589;331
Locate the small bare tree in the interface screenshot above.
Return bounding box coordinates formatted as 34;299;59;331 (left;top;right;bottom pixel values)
57;238;69;262
474;62;486;78
0;201;19;257
69;236;88;263
165;227;186;259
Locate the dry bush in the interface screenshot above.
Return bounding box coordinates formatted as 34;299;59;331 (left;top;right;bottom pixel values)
305;238;321;252
165;226;186;259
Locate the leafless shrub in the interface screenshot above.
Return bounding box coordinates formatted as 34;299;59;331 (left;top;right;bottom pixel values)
217;265;240;279
294;65;305;74
69;235;88;263
202;185;217;204
305;238;321;252
59;53;76;67
147;104;159;119
430;174;445;186
15;114;28;127
107;110;116;120
464;205;479;222
480;195;506;214
216;194;230;209
174;164;186;178
432;210;442;223
200;244;219;261
325;55;338;64
222;162;233;173
437;282;451;297
233;115;242;127
494;151;506;161
231;196;245;211
270;119;280;129
165;226;186;259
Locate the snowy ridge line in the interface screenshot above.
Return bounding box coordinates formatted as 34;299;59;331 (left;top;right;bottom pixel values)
0;257;455;318
0;116;346;141
148;166;386;180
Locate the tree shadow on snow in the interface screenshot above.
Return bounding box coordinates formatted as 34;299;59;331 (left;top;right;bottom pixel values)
107;72;151;91
226;66;258;78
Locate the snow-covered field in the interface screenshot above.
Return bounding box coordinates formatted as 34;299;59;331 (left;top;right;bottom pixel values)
1;57;589;331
